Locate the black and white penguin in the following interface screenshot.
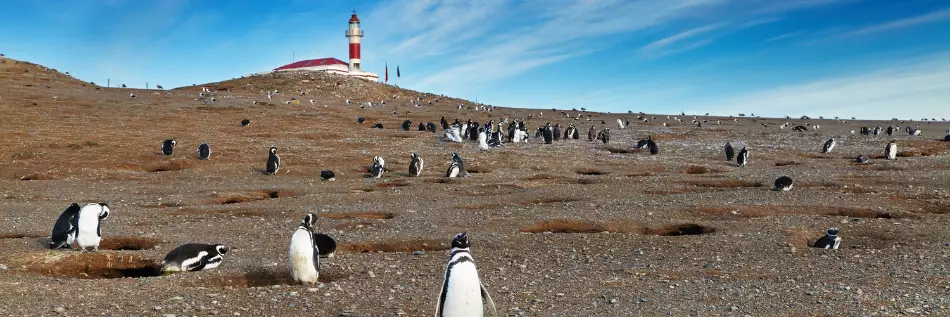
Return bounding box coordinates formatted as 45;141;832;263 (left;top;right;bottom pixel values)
370;156;385;178
320;170;336;181
885;140;897;160
563;125;575;140
435;232;498;317
600;128;610;144
811;228;841;249
402;120;413;131
427;122;438;133
162;243;229;272
822;137;836;154
49;203;81;249
588;126;596;142
737;147;749;167
289;213;321;284
636;139;649;149
241;119;250;127
553;124;562;141
409;153;424;177
873;126;881;136
197;143;211;160
440;116;449;130
358;117;366;124
266;147;280;175
773;176;793;191
855;155;870;163
372;123;384;129
478;128;489;151
75;203;110;251
542;123;554;144
724;142;735;161
647;137;659;155
886;126;895;136
162;139;176;155
418;122;427;131
445;161;461;178
451;153;466;176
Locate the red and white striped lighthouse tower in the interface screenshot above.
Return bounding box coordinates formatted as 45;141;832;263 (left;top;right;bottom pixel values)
346;10;363;72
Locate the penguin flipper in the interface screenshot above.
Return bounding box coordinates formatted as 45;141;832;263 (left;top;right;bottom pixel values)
433;285;444;317
480;281;499;317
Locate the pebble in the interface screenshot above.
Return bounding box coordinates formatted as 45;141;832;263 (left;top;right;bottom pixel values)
164;314;176;317
154;306;163;311
308;288;318;292
54;307;66;314
0;264;7;270
412;251;425;256
367;271;376;278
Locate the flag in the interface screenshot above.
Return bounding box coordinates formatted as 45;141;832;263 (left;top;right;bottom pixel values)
385;63;388;83
397;66;400;78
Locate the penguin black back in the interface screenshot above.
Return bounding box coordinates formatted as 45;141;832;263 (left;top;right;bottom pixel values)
647;137;658;155
426;122;437;133
418;122;426;131
266;147;280;175
773;176;794;191
402;120;412;131
50;203;81;249
724;142;735;161
197;143;211;160
320;170;336;181
241;119;251;127
812;228;841;249
162;139;176;155
737;147;749;167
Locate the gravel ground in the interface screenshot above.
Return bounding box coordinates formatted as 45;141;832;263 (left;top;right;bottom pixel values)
1;60;949;316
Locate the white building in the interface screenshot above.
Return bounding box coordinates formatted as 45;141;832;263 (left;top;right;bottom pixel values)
271;12;379;82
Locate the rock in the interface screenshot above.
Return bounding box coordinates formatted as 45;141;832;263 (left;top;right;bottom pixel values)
154;306;163;311
308;288;318;292
164;314;176;317
367;271;376;278
412;251;425;256
54;307;66;314
0;264;7;270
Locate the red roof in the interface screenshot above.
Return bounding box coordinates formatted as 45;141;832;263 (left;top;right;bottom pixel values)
349;14;360;23
274;58;348;70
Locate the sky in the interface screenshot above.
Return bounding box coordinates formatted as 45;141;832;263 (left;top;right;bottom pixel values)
2;0;949;119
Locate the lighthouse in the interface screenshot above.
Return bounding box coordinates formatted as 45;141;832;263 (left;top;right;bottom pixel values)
346;10;363;72
268;10;378;82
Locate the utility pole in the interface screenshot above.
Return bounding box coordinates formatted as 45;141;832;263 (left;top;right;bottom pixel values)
108;79;110;88
146;82;149;89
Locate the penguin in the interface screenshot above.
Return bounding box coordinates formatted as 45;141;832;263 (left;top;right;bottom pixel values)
402;120;413;131
588;126;596;142
371;156;385;178
49;203;81;249
197;143;211;160
289;213;321;284
636;139;649;149
563;125;575;140
647;137;659;155
162;243;229;272
541;123;554;144
162;139;176;155
724;142;735;161
737;147;749;167
409;153;424;177
944;134;950;142
241;119;250;127
358;117;366;124
320;170;336;181
372;123;384;129
822;137;836;154
419;122;427;131
435;232;498;317
773;176;793;191
446;161;461;178
811;228;841;249
75;203;110;251
427;122;438;133
570;125;580;139
266;147;280;175
855;155;870;163
885;141;897;160
553;124;562;141
886;126;895;136
873;126;881;136
451;152;466;176
616;118;625;129
600;128;610;144
440;116;449;130
478;128;489;151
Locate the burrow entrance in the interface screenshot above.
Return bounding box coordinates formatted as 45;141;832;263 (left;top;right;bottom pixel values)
26;253;162;279
519;219;716;236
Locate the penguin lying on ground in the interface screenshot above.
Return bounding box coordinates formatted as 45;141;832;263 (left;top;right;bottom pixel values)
811;228;841;249
773;176;793;191
162;243;229;272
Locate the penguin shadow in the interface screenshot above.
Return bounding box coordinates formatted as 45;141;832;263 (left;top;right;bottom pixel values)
195;267;346;288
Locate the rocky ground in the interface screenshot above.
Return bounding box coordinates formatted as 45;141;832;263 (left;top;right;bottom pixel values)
1;57;949;316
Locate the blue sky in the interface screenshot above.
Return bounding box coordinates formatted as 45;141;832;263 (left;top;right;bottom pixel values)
2;0;949;119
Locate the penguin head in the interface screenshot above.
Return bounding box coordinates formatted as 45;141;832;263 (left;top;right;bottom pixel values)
214;244;229;255
373;156;383;165
451;232;470;249
270;147;278;154
410;152;418;160
301;213;316;228
825;228;839;237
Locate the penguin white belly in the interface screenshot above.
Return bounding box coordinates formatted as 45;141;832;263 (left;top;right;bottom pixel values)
442;263;484;317
76;207;102;250
203;255;224;270
289;230;318;283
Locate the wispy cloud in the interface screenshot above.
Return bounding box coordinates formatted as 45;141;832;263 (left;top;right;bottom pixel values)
834;9;950;39
764;31;803;42
693;51;950;119
640;24;723;51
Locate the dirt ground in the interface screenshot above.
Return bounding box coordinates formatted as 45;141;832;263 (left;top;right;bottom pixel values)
1;58;949;316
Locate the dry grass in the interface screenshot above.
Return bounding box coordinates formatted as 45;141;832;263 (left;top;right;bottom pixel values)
465;165;492;174
774;161;801;166
798;153;836;159
146;159;194;172
575;168;610;176
517;197;579;206
695;205;908;219
684;165;725;174
23;252;162;279
0;232;46;239
319;212;395;220
333;221;377;230
338;239;448;253
683;179;763;188
374;180;411;189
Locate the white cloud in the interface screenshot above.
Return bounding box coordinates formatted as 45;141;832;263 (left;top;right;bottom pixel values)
640;24;723;51
692;52;950;119
834;9;950;38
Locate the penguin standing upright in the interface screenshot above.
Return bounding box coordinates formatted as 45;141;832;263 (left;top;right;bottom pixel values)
600;128;610;144
477;128;489;151
440;116;449;130
49;203;81;249
409;153;424;177
811;228;841;249
737;147;749;167
563;125;575;140
451;152;465;176
371;156;385;178
886;126;895;136
266;147;280;175
724;142;735;161
419;122;427;131
773;176;794;191
553;124;562;141
822;137;836;154
197;143;211;160
75;203;110;251
446;161;461;178
542;124;554;144
435;232;498;317
616;118;625;129
636;139;649;149
647;136;659;155
402;120;413;131
588;126;596;142
885;141;897;160
162;243;229;272
289;213;321;284
162;139;176;155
